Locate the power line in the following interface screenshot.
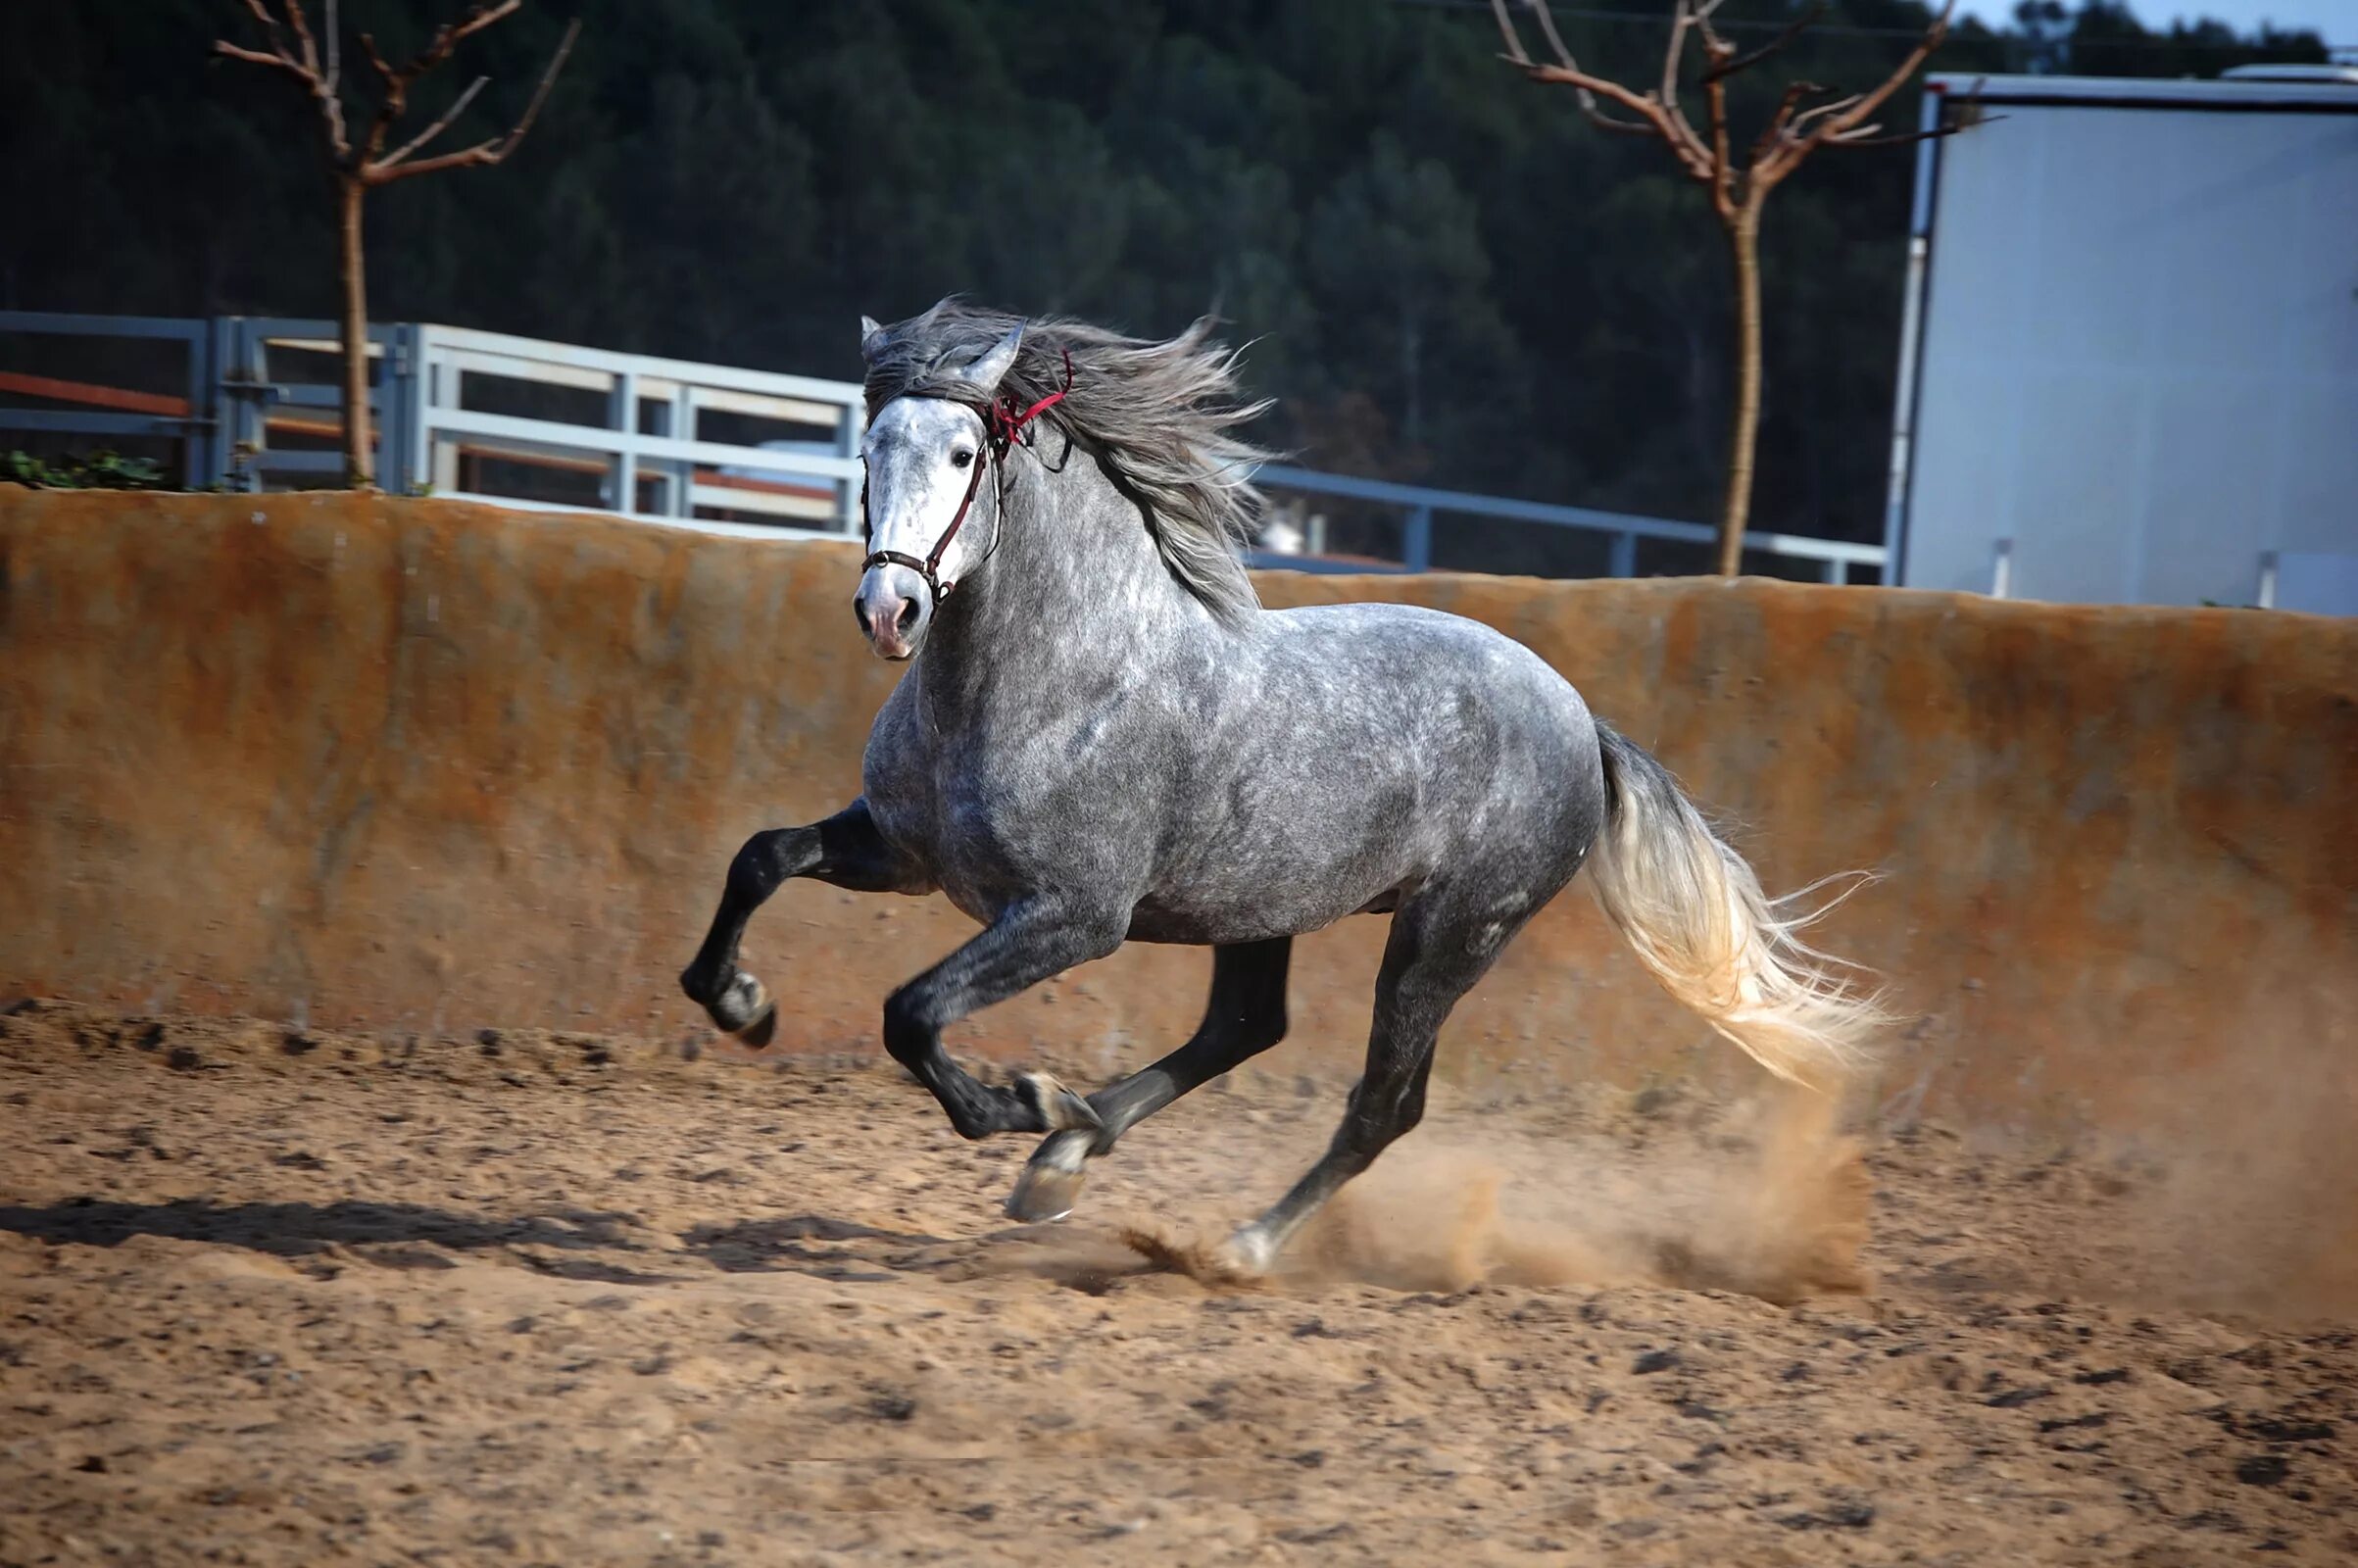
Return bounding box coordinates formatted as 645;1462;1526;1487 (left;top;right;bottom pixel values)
1392;0;2356;54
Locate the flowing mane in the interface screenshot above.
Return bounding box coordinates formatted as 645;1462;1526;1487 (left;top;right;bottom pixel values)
861;299;1272;625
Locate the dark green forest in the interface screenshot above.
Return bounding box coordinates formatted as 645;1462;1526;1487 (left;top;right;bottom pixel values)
0;1;2331;566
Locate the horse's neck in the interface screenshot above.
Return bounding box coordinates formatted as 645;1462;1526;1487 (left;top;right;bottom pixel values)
914;446;1210;722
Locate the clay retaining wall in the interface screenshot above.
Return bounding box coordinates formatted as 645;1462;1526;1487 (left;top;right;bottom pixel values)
3;490;2351;1128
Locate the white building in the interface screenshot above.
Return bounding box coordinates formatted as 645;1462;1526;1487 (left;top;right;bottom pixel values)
1887;68;2358;612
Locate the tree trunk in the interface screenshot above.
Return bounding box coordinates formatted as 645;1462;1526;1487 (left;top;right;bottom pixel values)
1717;207;1764;577
336;173;374;488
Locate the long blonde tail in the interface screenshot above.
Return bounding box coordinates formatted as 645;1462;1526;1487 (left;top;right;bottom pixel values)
1587;724;1889;1089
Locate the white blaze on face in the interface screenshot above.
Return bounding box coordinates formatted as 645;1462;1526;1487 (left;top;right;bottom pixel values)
860;397;991;594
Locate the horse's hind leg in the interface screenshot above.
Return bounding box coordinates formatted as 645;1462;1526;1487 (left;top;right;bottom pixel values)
1214;889;1525;1278
679;800;925;1046
1007;937;1291;1222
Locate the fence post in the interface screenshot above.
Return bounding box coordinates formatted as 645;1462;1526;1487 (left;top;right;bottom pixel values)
608;368;638;515
383;323;418;495
1608;532;1637;579
1402;504;1433;571
670;386;697;518
406;324;433;494
194;318;227;489
836;393;863;534
424;337;462;497
1990;537;2014;599
222;318;266;492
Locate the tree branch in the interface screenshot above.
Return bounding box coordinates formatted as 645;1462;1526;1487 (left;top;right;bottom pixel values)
366;18;578;185
1786;91;1866;139
1760;0;1956;183
1819;115;1989;151
359;31;398;88
213;39;305;74
322;0;340;99
375;75;487;170
1753;79;1826;163
1658;1;1717;174
1493;0;1715;182
1702;1;1825;83
1490;0;1534;65
393;1;525;87
282;0;319;71
1521;64;1718;181
215;1;349;163
358;1;526;164
1693;7;1740;222
235;0;296;65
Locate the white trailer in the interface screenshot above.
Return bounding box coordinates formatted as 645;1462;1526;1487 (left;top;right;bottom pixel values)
1886;69;2358;612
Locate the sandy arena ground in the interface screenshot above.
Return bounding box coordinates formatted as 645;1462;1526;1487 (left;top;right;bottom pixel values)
1;1000;2352;1565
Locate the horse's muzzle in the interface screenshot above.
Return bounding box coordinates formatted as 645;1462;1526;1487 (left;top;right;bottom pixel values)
855;564;930;660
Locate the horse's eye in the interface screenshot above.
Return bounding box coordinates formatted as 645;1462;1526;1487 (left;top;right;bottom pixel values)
950;449;974;469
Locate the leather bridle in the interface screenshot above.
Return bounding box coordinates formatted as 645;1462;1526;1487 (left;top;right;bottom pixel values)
860;347;1073;606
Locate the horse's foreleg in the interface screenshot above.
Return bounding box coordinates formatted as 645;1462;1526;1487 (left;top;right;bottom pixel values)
1007;936;1291;1222
882;899;1128;1142
679;800;923;1047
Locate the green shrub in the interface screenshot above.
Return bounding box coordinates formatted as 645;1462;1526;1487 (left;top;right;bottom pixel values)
2;450;174;490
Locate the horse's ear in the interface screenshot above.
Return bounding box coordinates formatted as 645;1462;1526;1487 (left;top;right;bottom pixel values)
954;323;1024;394
859;316;888;365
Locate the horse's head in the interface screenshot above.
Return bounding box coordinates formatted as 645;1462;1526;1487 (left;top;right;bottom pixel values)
852;318;1024;661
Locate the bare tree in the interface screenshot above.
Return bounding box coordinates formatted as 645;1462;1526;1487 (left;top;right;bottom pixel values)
1492;0;1958;575
216;1;578;486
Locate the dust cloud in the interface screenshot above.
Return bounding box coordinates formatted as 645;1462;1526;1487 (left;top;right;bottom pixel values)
1125;1086;1872;1306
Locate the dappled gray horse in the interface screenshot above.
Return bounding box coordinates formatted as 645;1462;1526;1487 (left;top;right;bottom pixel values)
681;302;1885;1277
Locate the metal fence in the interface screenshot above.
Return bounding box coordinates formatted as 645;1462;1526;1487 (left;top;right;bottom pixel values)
2;311;1886;581
1252;465;1884;585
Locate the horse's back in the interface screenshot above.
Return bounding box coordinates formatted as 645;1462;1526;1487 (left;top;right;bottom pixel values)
1123;601;1606;942
1258;600;1596;762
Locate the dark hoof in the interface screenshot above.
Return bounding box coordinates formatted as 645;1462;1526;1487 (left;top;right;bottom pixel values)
1014;1070;1101;1134
1005;1159;1087;1223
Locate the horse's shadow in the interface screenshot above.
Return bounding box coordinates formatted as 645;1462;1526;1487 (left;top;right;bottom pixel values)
0;1197;654;1275
682;1212;1161;1293
0;1198;1155;1292
681;1213;950;1276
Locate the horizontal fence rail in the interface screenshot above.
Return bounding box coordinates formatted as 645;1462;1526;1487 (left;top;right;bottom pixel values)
410;323;866;539
2;311;1887;582
1250;464;1886;584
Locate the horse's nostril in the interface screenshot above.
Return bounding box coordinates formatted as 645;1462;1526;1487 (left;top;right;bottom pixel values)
896;597;920;634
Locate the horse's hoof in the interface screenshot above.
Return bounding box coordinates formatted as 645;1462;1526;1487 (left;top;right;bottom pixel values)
1212;1226;1277;1282
711;974;775;1047
1005;1159;1087;1223
734;1003;778;1049
1014;1070;1102;1134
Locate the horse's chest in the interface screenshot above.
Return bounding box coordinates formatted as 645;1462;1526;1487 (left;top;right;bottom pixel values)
865;683;1164;920
865;753;1044;921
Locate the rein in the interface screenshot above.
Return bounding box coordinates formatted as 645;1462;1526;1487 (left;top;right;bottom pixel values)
861;347;1073;605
